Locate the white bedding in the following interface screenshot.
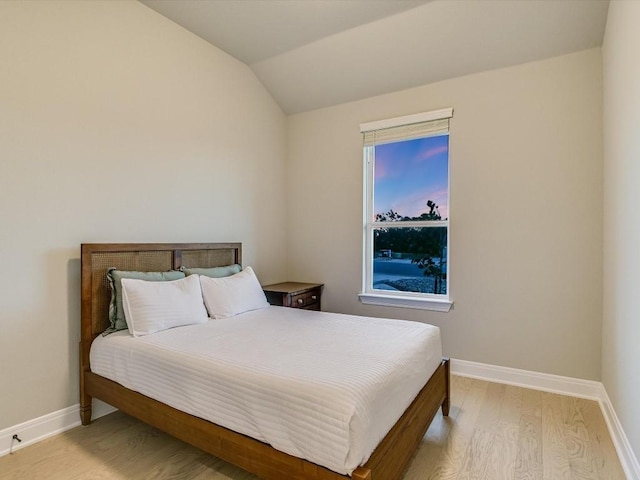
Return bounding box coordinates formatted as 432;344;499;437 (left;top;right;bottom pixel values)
90;306;442;476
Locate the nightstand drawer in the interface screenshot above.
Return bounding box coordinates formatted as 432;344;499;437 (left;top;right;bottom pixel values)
291;288;321;309
262;282;323;311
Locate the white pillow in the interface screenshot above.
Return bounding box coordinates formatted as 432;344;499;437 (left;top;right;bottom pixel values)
121;274;208;336
199;266;269;319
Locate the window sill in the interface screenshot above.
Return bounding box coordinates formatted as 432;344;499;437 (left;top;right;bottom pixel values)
358;293;453;312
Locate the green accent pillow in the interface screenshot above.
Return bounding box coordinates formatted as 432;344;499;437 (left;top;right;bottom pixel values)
106;268;185;334
181;264;241;278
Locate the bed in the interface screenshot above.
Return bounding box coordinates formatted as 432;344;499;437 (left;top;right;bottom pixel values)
80;243;450;480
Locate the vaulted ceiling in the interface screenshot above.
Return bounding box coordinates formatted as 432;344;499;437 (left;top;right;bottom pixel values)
140;0;609;114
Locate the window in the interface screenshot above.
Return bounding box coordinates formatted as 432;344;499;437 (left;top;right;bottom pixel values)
359;108;453;312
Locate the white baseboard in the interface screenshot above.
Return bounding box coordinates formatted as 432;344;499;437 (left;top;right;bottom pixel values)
598;385;640;480
451;358;604;400
451;358;640;480
0;400;116;458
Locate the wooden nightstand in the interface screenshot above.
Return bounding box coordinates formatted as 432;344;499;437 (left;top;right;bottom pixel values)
262;282;323;311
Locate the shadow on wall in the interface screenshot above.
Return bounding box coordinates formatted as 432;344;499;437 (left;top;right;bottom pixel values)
67;256;81;405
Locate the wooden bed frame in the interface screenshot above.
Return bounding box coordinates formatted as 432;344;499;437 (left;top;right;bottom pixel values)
80;242;450;480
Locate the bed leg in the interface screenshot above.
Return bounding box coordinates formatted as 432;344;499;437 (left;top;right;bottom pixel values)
80;387;92;426
79;365;92;425
79;338;93;425
80;402;92;425
352;467;372;480
441;358;450;417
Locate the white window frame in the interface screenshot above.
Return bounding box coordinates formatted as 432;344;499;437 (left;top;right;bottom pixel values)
358;108;453;312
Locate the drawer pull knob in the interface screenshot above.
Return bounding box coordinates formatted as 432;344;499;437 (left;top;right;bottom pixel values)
297;298;304;304
311;295;317;300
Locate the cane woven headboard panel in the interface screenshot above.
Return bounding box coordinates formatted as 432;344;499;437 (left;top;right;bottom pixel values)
80;243;241;339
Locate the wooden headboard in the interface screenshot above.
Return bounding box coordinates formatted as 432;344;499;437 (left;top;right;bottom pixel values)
79;243;241;376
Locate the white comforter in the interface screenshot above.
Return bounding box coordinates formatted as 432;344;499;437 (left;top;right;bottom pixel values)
90;306;442;475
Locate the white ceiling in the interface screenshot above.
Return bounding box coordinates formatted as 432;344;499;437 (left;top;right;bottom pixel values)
140;0;610;115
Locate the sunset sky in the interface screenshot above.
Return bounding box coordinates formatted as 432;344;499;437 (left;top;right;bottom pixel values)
374;134;449;220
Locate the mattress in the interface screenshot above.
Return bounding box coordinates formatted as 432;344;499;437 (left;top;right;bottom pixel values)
90;306;442;475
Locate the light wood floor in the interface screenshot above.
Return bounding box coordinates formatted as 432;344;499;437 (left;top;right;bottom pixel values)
0;376;625;480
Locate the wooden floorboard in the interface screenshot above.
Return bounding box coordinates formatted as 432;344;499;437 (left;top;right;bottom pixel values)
0;376;625;480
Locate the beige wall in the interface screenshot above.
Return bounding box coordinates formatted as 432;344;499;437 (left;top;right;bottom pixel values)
287;49;603;380
0;1;287;429
602;0;640;460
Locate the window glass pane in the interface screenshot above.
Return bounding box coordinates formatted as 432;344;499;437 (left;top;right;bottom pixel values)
372;226;447;295
373;135;448;222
